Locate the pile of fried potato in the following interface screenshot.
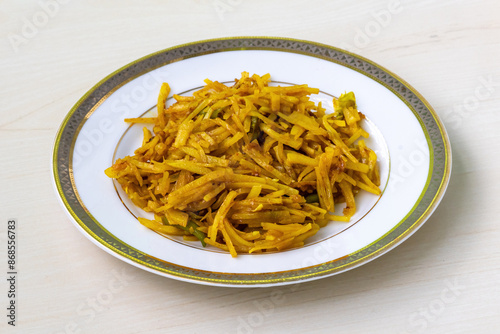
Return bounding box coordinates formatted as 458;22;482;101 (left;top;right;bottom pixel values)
105;72;380;257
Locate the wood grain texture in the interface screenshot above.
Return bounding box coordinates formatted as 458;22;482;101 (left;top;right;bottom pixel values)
1;0;499;333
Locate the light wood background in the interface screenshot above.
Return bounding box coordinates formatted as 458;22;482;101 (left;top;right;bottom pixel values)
1;1;499;333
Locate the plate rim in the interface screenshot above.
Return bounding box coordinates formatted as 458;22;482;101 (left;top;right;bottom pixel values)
52;36;452;287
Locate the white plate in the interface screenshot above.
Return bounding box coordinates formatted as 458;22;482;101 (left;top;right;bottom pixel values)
52;37;451;287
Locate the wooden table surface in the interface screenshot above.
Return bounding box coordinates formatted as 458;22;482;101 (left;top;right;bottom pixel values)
1;1;499;333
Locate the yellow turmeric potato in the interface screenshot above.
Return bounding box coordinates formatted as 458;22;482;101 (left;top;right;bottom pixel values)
105;72;381;257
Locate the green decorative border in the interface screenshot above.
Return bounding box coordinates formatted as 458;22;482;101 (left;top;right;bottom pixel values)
52;37;451;286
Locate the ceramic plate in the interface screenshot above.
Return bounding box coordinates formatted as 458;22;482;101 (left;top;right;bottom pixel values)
52;37;451;287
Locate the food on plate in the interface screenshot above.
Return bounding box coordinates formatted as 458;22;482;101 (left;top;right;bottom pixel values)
105;72;381;257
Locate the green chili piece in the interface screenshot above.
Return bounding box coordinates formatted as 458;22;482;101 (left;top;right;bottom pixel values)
199;107;208;117
161;217;207;247
305;193;319;203
249;116;260;142
211;108;223;119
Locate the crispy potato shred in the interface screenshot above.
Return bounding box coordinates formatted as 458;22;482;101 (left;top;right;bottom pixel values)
105;72;381;257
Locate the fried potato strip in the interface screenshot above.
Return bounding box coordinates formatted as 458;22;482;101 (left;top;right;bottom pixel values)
105;72;381;257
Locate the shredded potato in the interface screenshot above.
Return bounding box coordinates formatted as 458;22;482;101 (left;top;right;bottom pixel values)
105;72;381;257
